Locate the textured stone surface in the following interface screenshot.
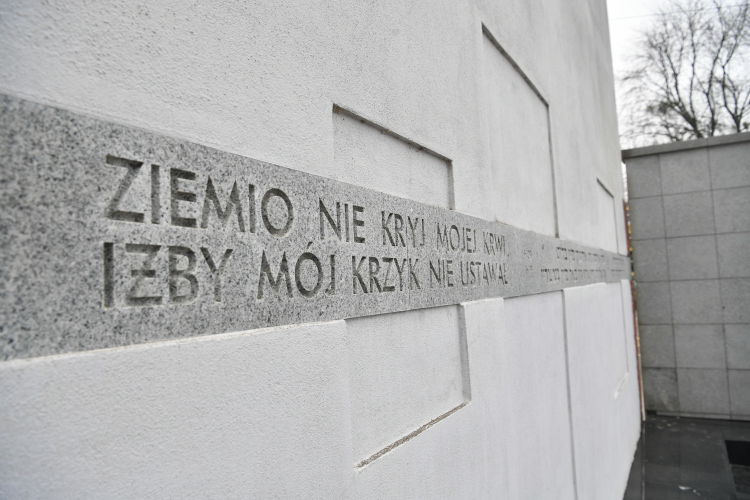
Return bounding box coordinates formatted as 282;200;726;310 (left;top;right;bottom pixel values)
347;305;465;465
713;187;750;234
717;232;750;278
628;197;665;240
726;325;750;370
642;368;679;412
0;320;356;499
331;109;452;209
625;155;661;199
625;136;750;420
500;292;577;500
676;368;730;415
635;282;672;324
708;141;750;189
483;33;556;237
0;95;630;360
663;191;716;237
728;370;750;417
674;324;726;369
720;279;750;323
563;282;641;500
631;239;668;282
639;325;675;368
665;235;719;280
670;280;723;324
659;148;710;195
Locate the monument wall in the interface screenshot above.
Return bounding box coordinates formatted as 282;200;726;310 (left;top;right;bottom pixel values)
0;1;640;498
625;133;750;420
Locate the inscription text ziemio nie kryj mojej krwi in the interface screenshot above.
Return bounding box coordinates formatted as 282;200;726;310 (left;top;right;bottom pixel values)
0;95;630;360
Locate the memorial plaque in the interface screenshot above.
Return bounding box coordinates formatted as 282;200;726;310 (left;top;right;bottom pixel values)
0;95;631;360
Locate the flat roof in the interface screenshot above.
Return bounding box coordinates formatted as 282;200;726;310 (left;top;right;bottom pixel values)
621;131;750;160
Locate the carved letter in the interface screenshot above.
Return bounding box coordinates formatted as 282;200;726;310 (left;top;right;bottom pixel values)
460;261;469;286
201;247;233;302
319;199;341;240
248;184;256;233
352;256;368;293
408;216;420;247
394;214;406;247
103;242;114;307
369;257;382;293
409;258;421;290
382;257;396;292
325;255;336;295
258;251;293;299
430;260;442;286
344;204;350;242
170;168;197;228
105;155;145;223
261;188;294;237
151;164;160;224
169;246;198;304
352;206;365;243
200;178;245;231
449;225;460;251
295;252;323;298
436;223;449;250
381;212;395;246
125;243;162;306
393;258;407;291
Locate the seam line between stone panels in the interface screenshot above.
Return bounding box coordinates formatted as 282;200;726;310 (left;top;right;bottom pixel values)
707;142;734;419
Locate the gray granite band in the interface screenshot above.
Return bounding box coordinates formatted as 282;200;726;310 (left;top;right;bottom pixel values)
0;95;631;360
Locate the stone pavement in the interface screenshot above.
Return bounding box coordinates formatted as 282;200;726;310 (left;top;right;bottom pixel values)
624;414;750;499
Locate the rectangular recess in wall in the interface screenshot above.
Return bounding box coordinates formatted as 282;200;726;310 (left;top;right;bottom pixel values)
595;179;619;254
482;26;557;237
335;105;466;467
346;305;469;468
332;105;454;209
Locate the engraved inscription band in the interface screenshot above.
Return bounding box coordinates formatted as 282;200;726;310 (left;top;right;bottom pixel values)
0;95;630;360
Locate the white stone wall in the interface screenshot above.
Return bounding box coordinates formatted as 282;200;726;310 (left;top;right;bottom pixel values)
0;0;640;498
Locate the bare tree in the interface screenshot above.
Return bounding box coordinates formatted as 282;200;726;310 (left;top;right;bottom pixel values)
619;0;750;147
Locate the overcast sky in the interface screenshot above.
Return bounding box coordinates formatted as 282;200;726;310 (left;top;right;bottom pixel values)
607;0;659;78
606;0;660;182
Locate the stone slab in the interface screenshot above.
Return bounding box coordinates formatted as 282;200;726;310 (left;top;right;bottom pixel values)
666;235;719;281
726;325;750;370
670;280;723;324
635;282;672;324
659;148;711;195
728;370;750;417
0;95;630;360
625;155;662;199
674;324;726;369
631;239;668;281
621;131;750;159
676;368;730;416
713;187;750;234
708;141;750;189
642;368;679;412
628;197;666;240
720;279;750;323
347;305;465;464
639;325;675;368
663;191;716;237
717;232;750;278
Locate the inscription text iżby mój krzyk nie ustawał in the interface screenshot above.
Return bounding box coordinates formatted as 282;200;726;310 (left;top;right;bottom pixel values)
0;95;630;360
